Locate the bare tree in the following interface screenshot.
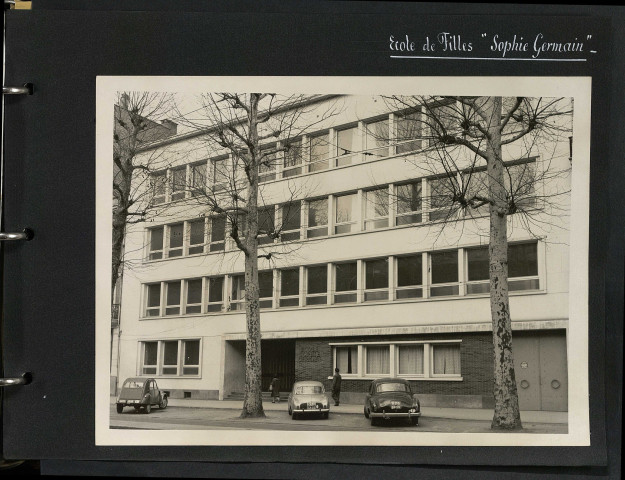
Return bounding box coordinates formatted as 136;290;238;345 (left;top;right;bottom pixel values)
171;94;339;417
112;92;176;302
384;95;572;430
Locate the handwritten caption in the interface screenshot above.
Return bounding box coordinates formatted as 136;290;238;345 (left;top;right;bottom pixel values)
389;33;593;59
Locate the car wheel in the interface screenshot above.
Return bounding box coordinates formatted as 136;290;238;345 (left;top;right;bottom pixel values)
288;406;292;416
411;417;419;426
159;396;168;409
145;403;151;414
364;406;370;419
116;404;123;414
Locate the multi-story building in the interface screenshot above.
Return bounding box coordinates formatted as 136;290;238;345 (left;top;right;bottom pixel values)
115;94;571;411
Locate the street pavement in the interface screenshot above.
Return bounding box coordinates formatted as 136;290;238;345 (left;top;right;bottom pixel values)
109;397;567;433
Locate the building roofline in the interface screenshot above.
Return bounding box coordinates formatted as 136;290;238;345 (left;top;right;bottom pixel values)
136;93;344;153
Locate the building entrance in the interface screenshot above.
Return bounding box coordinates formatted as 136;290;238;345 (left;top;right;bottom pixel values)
513;331;568;411
261;339;295;392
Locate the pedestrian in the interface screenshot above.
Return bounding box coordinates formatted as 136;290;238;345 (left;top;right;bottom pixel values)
332;367;342;406
270;374;280;403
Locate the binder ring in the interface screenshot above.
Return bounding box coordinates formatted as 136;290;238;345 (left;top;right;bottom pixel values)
0;372;32;387
2;84;33;95
0;228;34;241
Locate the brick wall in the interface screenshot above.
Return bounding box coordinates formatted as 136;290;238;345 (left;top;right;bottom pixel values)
295;332;493;397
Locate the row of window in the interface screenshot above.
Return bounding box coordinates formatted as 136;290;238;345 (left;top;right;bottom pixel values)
140;339;201;377
143;242;539;317
136;338;462;380
149;109;427;204
146;162;535;261
333;341;461;379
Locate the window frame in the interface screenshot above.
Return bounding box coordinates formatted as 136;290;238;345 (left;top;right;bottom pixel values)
363;187;390;231
306;197;329;239
334;192;358;235
138;339;202;378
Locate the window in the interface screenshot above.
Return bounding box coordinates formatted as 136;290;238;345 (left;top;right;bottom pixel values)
334;193;358;234
207;276;224;312
209;216;226;252
185;279;203;314
183;340;200;376
364;119;390;159
432;344;461;375
306;265;327;305
283;140;303;177
148;227;164;260
212;157;229;192
142;342;158;374
430;251;459;296
188;220;205;255
334;262;357;303
151;172;166;204
396;182;422;225
280;201;301;241
165;281;182;315
506;161;536;209
230;274;245;311
145;284;161;317
464;169;489;217
429;176;457;221
279;268;300;307
167;223;184;257
257;206;276;246
309;133;329;172
366;345;390;375
259;271;274;309
190;163;206;196
364;258;388;301
396;254;423;299
140;339;201;377
398;345;424;375
307;198;328;238
364;188;389;230
259;147;277;183
466;242;539;294
331;341;461;379
162;341;179;375
335;126;359;166
396;111;422;154
171;167;186;201
335;346;358;374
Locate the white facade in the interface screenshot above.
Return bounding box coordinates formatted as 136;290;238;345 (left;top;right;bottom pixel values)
116;95;571;410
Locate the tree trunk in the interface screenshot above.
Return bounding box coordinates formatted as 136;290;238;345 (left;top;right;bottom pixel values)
240;94;265;418
485;97;522;430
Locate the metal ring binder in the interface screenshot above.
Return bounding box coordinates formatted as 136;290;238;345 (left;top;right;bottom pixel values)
0;372;32;387
0;228;34;241
2;84;32;95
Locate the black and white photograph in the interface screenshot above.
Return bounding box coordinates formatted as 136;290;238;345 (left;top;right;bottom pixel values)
95;76;590;446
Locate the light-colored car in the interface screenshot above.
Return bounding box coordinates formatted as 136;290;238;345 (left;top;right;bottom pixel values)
116;377;168;414
287;381;330;419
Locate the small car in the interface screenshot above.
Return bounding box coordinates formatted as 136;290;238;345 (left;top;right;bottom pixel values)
364;378;421;426
287;381;330;420
116;377;168;414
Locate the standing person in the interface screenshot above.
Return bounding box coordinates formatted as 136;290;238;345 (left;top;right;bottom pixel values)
332;367;342;406
270;374;280;403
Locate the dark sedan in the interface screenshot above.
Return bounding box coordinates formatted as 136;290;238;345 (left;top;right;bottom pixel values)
116;377;168;414
364;378;421;426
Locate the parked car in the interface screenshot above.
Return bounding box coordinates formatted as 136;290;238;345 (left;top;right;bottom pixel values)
364;378;421;426
116;377;168;414
287;381;330;419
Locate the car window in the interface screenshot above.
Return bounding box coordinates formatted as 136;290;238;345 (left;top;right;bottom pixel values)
123;380;144;388
376;382;410;393
295;386;323;394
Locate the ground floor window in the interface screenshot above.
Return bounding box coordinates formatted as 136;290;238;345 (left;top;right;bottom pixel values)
139;339;202;377
331;340;461;380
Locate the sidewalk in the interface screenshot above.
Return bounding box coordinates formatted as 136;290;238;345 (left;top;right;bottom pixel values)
110;396;567;424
